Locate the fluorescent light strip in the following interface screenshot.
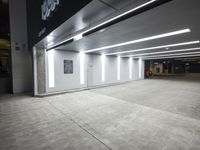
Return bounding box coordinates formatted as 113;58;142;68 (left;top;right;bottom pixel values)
80;52;85;84
129;57;133;79
83;0;156;34
48;50;55;88
101;55;106;82
84;29;191;53
117;56;121;80
135;51;200;59
139;58;142;79
144;54;200;60
48;0;156;48
124;47;200;57
106;41;200;56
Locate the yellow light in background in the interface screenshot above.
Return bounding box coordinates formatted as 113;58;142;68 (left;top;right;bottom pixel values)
0;39;11;50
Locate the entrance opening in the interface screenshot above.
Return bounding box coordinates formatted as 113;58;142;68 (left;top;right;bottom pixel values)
0;0;12;94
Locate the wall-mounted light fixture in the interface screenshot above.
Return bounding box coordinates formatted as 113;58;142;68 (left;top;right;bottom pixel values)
80;51;85;84
101;55;106;82
47;50;55;88
117;56;121;80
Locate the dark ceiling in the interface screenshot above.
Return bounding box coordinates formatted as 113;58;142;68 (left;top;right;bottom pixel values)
0;0;10;40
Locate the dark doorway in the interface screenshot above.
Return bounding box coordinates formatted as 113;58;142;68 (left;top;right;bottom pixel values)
0;0;12;94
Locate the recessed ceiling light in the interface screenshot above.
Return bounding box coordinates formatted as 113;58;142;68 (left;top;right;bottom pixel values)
46;36;54;43
99;29;106;33
74;34;83;41
105;40;199;56
84;29;191;53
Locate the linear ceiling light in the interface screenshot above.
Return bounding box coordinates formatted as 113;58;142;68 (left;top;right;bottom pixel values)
134;51;200;59
84;29;191;53
47;50;55;88
129;57;133;79
117;56;121;80
83;0;156;34
139;58;142;79
123;47;200;57
105;41;200;56
101;54;106;82
80;52;85;84
144;54;200;60
47;0;157;49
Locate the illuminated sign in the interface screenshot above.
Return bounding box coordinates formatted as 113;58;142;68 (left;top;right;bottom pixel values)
41;0;60;21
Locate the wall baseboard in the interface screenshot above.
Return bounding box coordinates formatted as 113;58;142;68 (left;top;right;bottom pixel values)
35;79;143;97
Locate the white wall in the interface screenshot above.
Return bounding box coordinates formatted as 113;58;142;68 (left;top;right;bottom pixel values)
9;0;32;93
45;50;144;93
133;59;139;80
132;59;144;80
88;54;131;86
46;50;88;93
104;55;118;84
120;57;130;82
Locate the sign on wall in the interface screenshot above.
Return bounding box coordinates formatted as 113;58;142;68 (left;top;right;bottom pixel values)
41;0;60;21
26;0;92;49
64;60;73;74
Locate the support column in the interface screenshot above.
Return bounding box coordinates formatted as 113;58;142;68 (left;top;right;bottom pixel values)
33;47;46;95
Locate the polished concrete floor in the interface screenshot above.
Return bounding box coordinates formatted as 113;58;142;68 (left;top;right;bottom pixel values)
0;74;200;150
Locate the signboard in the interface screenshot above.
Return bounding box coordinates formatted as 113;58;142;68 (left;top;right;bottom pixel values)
41;0;60;21
26;0;92;49
64;60;73;74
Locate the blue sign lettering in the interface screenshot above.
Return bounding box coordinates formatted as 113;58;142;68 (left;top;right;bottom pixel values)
41;0;60;21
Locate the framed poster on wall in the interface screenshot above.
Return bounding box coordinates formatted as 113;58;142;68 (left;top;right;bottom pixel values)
64;60;73;74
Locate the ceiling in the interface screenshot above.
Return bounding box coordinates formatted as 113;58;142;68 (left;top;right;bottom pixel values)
38;0;143;47
39;0;200;60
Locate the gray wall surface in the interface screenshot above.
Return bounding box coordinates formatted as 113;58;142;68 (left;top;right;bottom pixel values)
45;50;144;93
0;78;11;93
36;49;46;94
9;0;32;93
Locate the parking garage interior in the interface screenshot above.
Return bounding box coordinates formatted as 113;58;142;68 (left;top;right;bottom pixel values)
0;0;200;150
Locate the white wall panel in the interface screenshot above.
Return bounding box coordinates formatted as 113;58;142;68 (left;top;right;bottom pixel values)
46;51;144;93
46;50;88;92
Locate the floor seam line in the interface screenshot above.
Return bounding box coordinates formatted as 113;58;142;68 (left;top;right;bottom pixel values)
47;100;113;150
89;91;200;123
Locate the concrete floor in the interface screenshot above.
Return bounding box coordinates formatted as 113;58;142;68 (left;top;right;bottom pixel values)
0;74;200;150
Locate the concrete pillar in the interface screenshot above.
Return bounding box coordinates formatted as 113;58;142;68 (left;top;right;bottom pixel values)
33;47;46;95
9;0;33;93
